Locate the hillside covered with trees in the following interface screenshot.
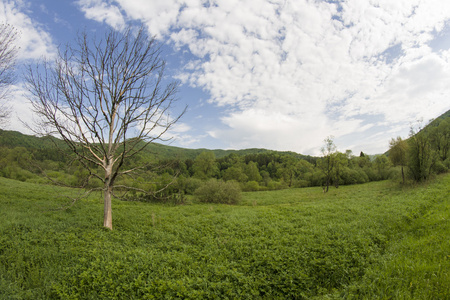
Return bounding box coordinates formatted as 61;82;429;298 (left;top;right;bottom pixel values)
1;109;449;202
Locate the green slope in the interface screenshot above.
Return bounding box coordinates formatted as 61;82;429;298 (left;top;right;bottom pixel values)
0;130;65;150
0;129;314;161
3;108;448;161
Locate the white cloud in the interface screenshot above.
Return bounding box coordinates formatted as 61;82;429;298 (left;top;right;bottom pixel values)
1;0;57;135
7;84;34;135
76;0;187;38
0;0;56;60
76;0;125;30
79;0;450;154
166;122;203;147
212;108;328;154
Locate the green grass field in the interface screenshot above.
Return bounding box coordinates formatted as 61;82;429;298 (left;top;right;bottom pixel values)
0;175;449;299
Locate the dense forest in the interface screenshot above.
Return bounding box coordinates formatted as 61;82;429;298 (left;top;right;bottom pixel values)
0;109;449;201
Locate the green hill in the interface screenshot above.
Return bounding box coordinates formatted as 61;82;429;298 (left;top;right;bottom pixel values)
0;130;65;150
0;129;314;161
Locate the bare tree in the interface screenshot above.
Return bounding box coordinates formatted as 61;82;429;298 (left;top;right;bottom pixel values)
0;23;19;127
25;26;185;230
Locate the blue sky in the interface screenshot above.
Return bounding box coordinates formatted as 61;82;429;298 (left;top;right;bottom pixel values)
2;0;450;156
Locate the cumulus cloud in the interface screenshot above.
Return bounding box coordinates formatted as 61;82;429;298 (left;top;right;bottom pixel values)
76;0;125;30
79;0;450;154
1;0;57;134
0;0;56;60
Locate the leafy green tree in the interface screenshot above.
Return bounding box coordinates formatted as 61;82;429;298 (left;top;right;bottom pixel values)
192;151;219;180
266;161;280;179
332;152;348;188
244;161;262;182
218;153;243;171
222;166;248;182
374;154;390;180
407;123;434;182
296;159;315;186
259;170;272;186
276;156;298;187
389;137;408;184
428;119;450;162
356;152;371;168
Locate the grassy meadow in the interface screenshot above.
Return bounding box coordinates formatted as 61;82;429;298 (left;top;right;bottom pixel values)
0;174;449;299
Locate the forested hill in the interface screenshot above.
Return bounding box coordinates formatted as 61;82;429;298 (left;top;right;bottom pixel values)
428;109;450;127
1;108;449;161
0;129;314;161
1;108;448;191
436;109;450;120
0;130;65;150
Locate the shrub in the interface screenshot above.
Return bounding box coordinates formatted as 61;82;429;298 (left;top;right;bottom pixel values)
177;176;203;195
267;180;287;190
295;179;311;188
243;180;260;191
194;179;241;204
432;160;448;174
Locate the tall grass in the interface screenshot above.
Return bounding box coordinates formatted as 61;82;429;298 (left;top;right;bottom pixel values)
0;174;449;299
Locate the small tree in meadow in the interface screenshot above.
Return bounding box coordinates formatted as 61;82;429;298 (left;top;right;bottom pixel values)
318;136;336;192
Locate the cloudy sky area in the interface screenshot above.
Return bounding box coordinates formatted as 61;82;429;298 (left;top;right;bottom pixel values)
2;0;450;155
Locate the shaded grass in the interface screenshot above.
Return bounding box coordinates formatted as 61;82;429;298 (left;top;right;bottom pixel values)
0;175;449;299
339;180;450;299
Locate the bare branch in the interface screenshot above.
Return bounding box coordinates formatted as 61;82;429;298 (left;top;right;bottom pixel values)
0;23;19;127
25;25;185;230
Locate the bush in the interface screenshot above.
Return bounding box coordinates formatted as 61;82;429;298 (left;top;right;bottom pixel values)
294;179;310;188
432;160;448;174
177;176;203;195
243;180;260;191
194;179;241;204
267;180;287;190
444;157;450;170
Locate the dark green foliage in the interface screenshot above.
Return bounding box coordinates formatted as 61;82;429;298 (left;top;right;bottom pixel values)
192;151;219;179
389;137;408;184
2;109;449;195
194;179;242;204
407;126;434;182
384;110;450;183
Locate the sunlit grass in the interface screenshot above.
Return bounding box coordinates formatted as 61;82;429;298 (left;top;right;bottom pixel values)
0;174;449;299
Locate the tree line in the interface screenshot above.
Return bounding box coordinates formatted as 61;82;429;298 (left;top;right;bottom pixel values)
0;142;388;196
1;22;448;230
1;114;448;201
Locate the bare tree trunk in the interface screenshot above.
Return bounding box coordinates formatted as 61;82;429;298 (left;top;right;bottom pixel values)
103;162;113;230
103;184;113;230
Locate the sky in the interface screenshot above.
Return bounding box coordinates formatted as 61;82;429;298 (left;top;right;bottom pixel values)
2;0;450;156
